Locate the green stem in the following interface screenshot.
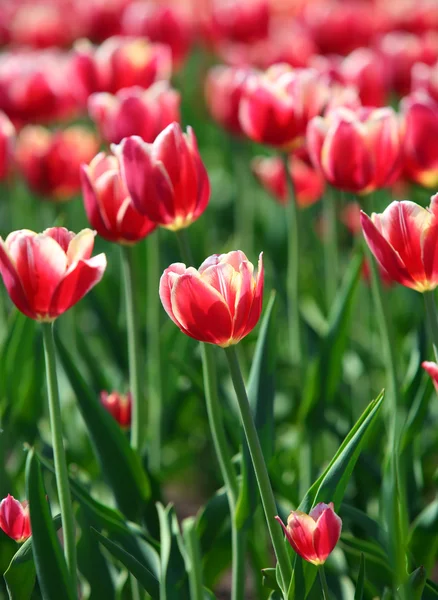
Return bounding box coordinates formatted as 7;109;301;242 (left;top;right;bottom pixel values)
319;566;330;600
182;518;204;600
224;345;292;593
232;525;247;600
175;228;195;265
120;245;144;453
323;188;339;312
424;291;438;362
282;153;302;367
146;232;163;472
41;322;77;593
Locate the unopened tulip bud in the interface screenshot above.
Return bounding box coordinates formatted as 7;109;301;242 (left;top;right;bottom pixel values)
422;361;438;392
100;391;131;428
275;502;342;565
0;495;31;543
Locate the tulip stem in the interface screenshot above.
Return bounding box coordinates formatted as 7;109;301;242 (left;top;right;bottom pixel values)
282;153;302;367
424;291;438;362
146;231;163;473
323;188;339;311
121;245;144;453
41;322;77;593
224;345;292;594
319;566;330;600
182;517;204;600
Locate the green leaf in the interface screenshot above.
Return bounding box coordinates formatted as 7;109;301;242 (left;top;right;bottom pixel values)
262;568;281;592
55;333;150;520
354;554;365;600
236;292;276;528
92;528;159;599
399;566;426;600
409;499;438;575
25;450;75;600
157;503;189;600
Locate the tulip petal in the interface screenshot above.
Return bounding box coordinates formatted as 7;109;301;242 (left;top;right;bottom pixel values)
0;239;34;319
170;273;233;345
159;263;188;325
242;253;264;339
49;254;107;317
81;165;112;239
422;361;438;391
67;229;95;265
287;511;319;563
43;228;75;253
312;507;342;563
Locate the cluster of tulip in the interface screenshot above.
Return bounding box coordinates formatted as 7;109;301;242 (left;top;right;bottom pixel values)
0;0;438;599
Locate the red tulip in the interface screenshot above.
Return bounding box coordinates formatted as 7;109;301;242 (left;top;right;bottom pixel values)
412;60;438;103
71;36;172;103
239;65;330;150
122;2;194;68
15;125;99;201
205;66;251;136
360;195;438;292
77;0;130;43
159;251;264;347
202;0;270;46
401;92;438;189
275;502;342;565
341;202;362;236
81;152;156;244
0;495;31;543
251;154;324;207
0;227;107;321
422;361;438;392
307;107;403;194
340;48;390;107
88;83;180;145
100;391;131;428
0;111;15;181
113;123;210;231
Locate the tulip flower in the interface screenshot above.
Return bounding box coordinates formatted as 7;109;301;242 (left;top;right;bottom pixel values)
81;152;157;244
8;2;78;49
401;93;438;189
307;106;403;194
0;111;15;181
113;123;210;231
0;227;107;321
78;0;129;43
412;60;438;103
122;2;193;68
360;195;438;292
239;64;330;150
202;0;270;46
340;48;390;107
88;83;180;145
205;65;251;136
275;502;342;565
159;251;264;346
422;361;438;392
0;495;31;543
15;125;99;201
100;391;132;428
251;153;324;207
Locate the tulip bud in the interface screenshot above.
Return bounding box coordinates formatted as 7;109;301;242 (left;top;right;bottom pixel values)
307;106;403;194
340;48;390;107
100;391;131;428
205;66;251;136
160;251;264;347
422;361;438;392
0;111;15;181
251;154;324;207
275;502;342;565
361;194;438;293
81;152;156;244
0;495;31;543
15;125;99;201
401;92;438;189
0;227;107;321
88;83;180;145
113;123;210;231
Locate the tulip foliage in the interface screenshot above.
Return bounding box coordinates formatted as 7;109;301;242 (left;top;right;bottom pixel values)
1;2;438;600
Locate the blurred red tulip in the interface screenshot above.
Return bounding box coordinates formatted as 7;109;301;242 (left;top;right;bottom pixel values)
113;123;210;231
412;60;438;103
0;495;31;543
401;92;438;189
422;361;438;392
76;0;130;43
88;83;180;145
81;152;157;244
71;36;172;104
251;154;324;207
122;2;194;68
202;0;270;47
360;195;438;292
15;125;99;201
205;66;251;136
100;391;132;428
0;227;106;321
307;107;402;194
341;201;362;236
160;251;264;346
0;111;15;181
239;64;330;150
275;502;342;565
340;48;390;107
